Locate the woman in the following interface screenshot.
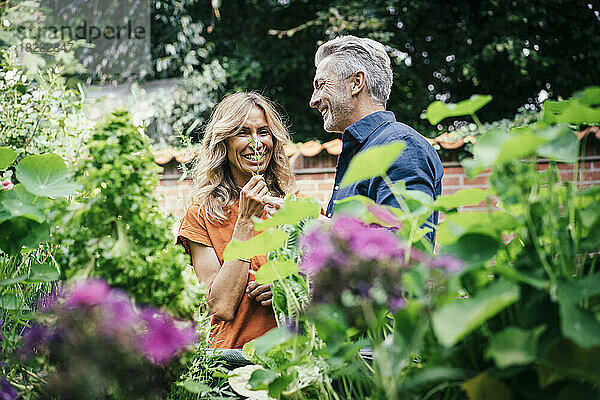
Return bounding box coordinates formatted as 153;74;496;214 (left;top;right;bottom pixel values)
177;92;297;349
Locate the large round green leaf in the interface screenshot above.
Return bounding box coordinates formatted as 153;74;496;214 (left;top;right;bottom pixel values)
15;153;81;198
0;184;46;224
0;147;17;170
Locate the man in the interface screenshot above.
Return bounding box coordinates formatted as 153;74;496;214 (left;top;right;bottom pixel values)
309;35;444;244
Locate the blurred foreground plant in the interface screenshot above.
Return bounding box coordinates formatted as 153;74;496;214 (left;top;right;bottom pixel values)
19;279;196;399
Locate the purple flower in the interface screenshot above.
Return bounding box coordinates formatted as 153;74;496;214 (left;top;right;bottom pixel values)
349;227;400;261
356;281;371;296
431;255;464;274
67;279;111;307
140;310;196;364
0;379;18;400
300;228;334;274
37;284;63;310
331;216;366;240
388;297;407;312
21;324;51;356
99;291;138;335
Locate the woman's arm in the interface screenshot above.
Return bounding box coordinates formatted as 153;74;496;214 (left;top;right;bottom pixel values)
190;175;269;321
189;218;254;321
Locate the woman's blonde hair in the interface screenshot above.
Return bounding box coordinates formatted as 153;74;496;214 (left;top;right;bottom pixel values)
187;92;297;223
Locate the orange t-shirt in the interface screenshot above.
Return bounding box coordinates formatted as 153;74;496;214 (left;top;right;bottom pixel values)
177;202;277;349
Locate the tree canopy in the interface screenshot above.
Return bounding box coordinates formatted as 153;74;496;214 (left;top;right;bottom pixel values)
154;0;599;142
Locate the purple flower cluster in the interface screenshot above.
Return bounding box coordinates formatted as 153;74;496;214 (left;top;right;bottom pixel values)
299;214;464;316
22;279;196;365
301;215;405;275
0;379;18;400
300;215;410;313
140;309;197;364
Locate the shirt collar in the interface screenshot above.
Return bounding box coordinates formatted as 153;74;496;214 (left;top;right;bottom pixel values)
345;111;396;143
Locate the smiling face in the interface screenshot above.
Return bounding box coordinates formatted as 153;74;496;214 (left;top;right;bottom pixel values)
225;105;274;187
309;57;354;133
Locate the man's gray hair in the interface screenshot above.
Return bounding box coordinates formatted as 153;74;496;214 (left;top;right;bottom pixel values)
315;35;393;105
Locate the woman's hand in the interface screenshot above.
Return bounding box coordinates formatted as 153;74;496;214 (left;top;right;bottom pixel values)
262;195;284;218
238;175;269;220
246;281;273;306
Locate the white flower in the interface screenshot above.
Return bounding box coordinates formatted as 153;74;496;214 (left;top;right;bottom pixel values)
5;69;16;81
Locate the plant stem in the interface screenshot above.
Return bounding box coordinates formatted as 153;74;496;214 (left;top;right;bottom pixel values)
471;113;482;129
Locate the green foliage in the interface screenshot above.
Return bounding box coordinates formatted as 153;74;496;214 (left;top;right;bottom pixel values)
55;110;202;317
425;94;492;124
462;122;579;177
254;196;321;231
0;147;16;170
15;154;81;198
0;49;91;161
223;229;289;261
255;260;298;285
340;141;406;188
434;188;488;209
188;0;600;142
432;281;520;347
543;86;600;125
209;86;600;400
485;325;546;369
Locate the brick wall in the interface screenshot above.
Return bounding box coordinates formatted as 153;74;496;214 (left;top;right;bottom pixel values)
158;146;600;216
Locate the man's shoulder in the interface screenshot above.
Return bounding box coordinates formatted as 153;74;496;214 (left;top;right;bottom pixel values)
369;120;431;149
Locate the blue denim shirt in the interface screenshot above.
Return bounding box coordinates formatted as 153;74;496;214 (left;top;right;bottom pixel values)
326;111;444;244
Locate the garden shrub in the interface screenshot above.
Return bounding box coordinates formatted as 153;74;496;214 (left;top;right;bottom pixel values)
55;110;203;318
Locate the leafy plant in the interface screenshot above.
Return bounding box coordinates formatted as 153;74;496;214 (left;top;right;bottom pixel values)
54;110;203;318
209;86;600;400
0;146;78;397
